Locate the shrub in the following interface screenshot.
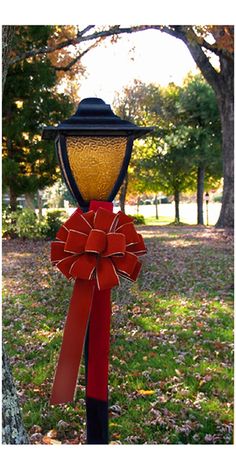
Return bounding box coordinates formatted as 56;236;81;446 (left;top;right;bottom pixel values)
213;195;222;203
43;210;67;239
128;214;145;225
2;207;23;238
2;206;68;240
16;208;38;239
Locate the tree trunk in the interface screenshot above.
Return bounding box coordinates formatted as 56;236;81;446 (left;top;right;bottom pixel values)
137;195;140;214
215;62;234;228
174;190;180;223
2;348;29;444
119;173;128;213
197;165;205;225
2;26;15;90
155;195;159;220
9;187;17;211
37;190;43;221
25;192;35;210
2;26;29;446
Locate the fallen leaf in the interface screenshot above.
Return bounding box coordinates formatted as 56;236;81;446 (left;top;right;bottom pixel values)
112;433;121;440
137;389;155;395
175;369;182;376
46;429;58;439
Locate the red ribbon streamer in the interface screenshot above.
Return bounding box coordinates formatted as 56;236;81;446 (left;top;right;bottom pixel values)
50;200;146;405
50;279;94;405
87;200;113;402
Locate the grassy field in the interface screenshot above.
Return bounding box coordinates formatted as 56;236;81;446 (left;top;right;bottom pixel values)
125;202;221;226
2;224;234;444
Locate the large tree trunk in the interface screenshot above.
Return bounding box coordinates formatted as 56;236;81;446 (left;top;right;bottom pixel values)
25;192;35;210
2;349;29;444
174;190;180;223
119;173;128;213
197;164;205;225
9;186;17;211
2;25;29;446
215;60;234;228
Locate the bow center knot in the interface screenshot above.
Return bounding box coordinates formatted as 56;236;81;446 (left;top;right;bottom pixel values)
85;229;107;254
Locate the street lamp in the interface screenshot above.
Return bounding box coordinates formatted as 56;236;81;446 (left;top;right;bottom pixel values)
42;97;153;211
42;97;153;445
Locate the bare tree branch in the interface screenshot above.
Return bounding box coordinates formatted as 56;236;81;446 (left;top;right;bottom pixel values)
147;25;222;96
77;25;96;37
174;26;222;96
8;25;158;66
159;25;233;60
54;38;103;72
8;24;232;95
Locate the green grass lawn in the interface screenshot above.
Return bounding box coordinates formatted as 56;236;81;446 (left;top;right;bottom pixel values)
2;225;233;444
145;215;174;225
145;216;215;226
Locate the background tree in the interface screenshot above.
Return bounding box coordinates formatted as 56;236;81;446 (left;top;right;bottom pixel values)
115;78;221;223
154;26;233;228
113;80;158;211
2;26;75;211
134;131;196;224
179;74;222;224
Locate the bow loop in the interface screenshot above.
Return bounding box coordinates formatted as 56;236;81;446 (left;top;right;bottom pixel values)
118;222;140;246
96;258;119;291
94;207;119;232
112;252;140;281
70;253;97;280
51;241;70;263
103;233;126;257
128;234;146;255
65;230;88;254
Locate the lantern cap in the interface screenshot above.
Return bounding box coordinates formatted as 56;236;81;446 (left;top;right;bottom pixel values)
42;97;154;140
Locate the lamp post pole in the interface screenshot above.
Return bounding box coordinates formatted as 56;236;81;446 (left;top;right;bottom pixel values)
205;192;209;226
42;97;153;444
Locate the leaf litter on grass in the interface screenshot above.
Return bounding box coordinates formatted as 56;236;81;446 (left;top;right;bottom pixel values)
2;225;233;444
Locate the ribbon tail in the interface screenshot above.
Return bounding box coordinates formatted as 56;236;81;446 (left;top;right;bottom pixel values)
86;287;111;401
50;279;95;405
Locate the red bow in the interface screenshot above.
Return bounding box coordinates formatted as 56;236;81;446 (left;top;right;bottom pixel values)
51;206;146;290
50;203;146;405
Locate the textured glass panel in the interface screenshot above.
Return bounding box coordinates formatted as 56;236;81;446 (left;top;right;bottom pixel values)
67;136;127;201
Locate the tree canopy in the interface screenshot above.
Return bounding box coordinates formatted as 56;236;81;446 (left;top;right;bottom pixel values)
114;75;222;222
2;26;77;209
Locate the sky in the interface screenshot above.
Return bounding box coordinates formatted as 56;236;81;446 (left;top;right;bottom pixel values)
78;28;198;104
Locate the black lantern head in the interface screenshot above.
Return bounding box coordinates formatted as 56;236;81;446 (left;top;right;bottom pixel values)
42;97;153;210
